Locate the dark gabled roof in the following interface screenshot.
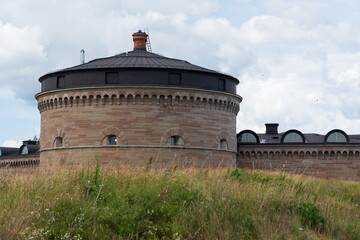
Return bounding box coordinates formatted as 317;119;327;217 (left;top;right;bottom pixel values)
40;49;238;82
0;143;40;159
348;135;360;143
0;147;19;158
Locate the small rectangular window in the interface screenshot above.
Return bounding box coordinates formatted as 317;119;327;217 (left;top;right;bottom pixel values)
57;76;65;88
169;73;181;85
106;72;119;84
218;78;225;90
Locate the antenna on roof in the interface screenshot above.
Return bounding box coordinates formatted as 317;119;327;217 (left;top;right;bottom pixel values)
80;49;85;64
144;28;152;52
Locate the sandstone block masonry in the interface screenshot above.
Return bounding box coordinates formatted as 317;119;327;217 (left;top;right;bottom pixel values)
238;145;360;181
36;86;241;167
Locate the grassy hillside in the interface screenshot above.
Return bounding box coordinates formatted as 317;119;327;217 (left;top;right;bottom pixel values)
0;161;360;239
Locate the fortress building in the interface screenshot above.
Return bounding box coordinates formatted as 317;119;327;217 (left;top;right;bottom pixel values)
1;31;359;181
35;30;242;167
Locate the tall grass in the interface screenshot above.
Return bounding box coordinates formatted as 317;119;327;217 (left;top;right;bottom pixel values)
0;161;359;239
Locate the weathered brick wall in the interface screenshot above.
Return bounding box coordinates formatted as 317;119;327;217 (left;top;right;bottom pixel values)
37;86;241;167
40;147;236;168
238;145;360;181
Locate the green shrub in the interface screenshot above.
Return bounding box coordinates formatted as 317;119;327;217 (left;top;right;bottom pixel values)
298;202;325;230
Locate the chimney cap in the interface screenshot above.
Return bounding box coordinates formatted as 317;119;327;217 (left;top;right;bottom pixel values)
133;30;147;35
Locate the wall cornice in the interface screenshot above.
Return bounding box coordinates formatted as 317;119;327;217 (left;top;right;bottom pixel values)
36;86;241;115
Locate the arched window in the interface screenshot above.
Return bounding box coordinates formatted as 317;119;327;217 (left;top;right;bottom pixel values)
237;130;259;144
21;146;28;155
220;139;228;150
281;130;305;143
55;137;63;147
160;127;189;147
325;130;349;143
106;135;117;145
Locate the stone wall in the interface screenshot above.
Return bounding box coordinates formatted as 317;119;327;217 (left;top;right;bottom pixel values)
40;147;236;168
238;144;360;181
37;86;241;167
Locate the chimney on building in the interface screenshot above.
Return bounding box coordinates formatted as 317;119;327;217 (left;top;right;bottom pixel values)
265;123;279;135
23;140;38;145
132;30;148;50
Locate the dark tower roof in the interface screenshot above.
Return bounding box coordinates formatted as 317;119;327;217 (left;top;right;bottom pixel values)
38;31;240;95
42;50;233;75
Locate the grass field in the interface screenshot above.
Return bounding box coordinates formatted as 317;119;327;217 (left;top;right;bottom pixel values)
0;160;359;239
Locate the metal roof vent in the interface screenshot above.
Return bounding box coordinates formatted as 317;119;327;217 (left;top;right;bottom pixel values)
80;49;85;64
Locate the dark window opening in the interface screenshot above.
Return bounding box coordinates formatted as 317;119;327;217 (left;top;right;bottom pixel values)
57;76;65;88
169;73;181;85
218;78;225;90
220;139;228;150
106;72;119;84
170;136;180;146
21;146;28;155
55;137;63;147
107;135;117;145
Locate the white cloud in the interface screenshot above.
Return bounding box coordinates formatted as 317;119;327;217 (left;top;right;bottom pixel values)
3;139;22;148
0;21;46;101
0;21;46;68
119;0;218;17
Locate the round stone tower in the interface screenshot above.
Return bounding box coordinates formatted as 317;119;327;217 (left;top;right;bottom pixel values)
35;30;242;167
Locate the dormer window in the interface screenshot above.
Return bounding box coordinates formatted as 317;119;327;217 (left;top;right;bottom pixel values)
325;130;349;143
237;130;259;144
21;146;28;155
281;130;305;143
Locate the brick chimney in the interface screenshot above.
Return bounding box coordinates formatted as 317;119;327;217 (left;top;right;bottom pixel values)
132;30;148;50
265;123;279;135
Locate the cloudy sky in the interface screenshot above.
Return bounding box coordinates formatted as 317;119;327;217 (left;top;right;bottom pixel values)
0;0;359;147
